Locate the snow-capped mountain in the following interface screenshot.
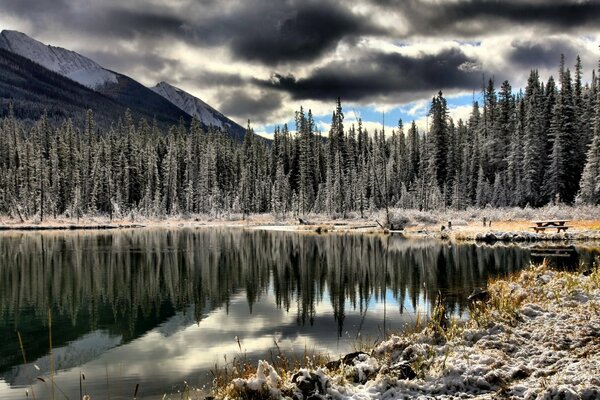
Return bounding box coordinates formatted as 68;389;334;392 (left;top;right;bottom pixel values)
152;81;245;138
0;30;117;89
0;48;138;127
0;30;246;138
152;82;225;128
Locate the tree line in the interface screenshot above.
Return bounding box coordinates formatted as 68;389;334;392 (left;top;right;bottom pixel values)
0;55;599;221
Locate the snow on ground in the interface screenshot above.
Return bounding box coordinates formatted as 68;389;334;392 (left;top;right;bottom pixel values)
224;263;600;399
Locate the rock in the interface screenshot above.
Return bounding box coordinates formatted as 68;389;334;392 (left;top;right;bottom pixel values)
342;351;368;365
499;232;511;241
325;359;341;370
292;371;324;399
510;366;530;381
582;388;600;400
468;287;490;303
389;361;416;380
484;370;506;386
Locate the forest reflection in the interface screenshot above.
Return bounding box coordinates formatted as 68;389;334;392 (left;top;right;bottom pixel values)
0;229;539;375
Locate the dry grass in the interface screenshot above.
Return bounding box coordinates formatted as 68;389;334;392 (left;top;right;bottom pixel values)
470;260;600;328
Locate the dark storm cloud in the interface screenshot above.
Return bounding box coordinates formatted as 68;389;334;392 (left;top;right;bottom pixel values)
380;0;600;37
508;38;580;69
3;0;600;121
2;0;184;40
1;0;68;15
184;1;384;65
76;8;184;39
219;90;284;123
2;0;383;65
257;48;482;101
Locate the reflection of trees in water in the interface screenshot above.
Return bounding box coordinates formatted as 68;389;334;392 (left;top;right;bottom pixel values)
269;235;532;336
0;230;534;369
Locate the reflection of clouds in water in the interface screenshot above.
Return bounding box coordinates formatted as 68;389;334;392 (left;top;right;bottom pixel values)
5;330;122;386
2;292;321;399
2;286;421;399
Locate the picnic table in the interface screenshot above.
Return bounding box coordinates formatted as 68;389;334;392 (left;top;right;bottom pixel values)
530;220;570;233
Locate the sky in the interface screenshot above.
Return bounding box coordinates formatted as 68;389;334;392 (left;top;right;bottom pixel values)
2;0;600;136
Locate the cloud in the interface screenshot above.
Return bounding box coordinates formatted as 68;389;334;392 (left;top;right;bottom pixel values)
508;38;580;69
257;47;482;102
2;1;184;41
2;0;600;129
183;1;385;65
219;89;285;124
183;70;248;88
78;8;183;39
85;48;182;79
378;0;600;38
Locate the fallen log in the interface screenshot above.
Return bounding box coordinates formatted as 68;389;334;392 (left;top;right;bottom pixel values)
345;224;378;230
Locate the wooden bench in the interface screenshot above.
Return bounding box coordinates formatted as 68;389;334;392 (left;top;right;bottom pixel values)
530;220;570;233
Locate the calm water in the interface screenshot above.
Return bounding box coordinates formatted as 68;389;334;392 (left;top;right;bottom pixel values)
0;229;597;399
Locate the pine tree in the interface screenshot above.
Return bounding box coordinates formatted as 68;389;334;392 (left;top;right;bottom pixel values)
429;91;449;194
271;156;290;215
476;166;489;207
577;91;600;204
522;70;546;205
544;57;580;204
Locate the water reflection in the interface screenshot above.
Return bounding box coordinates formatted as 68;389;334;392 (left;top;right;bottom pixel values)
0;229;596;399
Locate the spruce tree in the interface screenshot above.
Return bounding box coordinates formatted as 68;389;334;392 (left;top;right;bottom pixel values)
577;91;600;204
428;91;449;191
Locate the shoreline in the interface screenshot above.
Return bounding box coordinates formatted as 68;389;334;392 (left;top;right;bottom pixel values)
0;223;146;231
0;213;599;243
217;262;600;400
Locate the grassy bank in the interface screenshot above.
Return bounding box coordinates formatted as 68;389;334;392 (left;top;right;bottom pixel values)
214;261;600;399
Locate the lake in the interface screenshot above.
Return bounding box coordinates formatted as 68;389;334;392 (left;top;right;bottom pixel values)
0;228;597;399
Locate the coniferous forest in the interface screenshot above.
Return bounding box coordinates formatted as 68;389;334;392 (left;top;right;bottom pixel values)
1;55;600;222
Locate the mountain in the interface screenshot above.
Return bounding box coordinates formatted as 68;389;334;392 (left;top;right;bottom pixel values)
0;48;138;126
152;81;245;139
0;30;190;127
0;30;245;136
0;30;117;90
98;72;193;127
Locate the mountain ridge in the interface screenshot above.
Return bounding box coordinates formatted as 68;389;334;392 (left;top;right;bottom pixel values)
0;30;118;90
0;30;246;137
0;48;140;127
151;81;245;140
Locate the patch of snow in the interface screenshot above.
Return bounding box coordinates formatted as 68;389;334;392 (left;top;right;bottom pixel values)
231;360;282;397
151;81;227;128
0;30;117;89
